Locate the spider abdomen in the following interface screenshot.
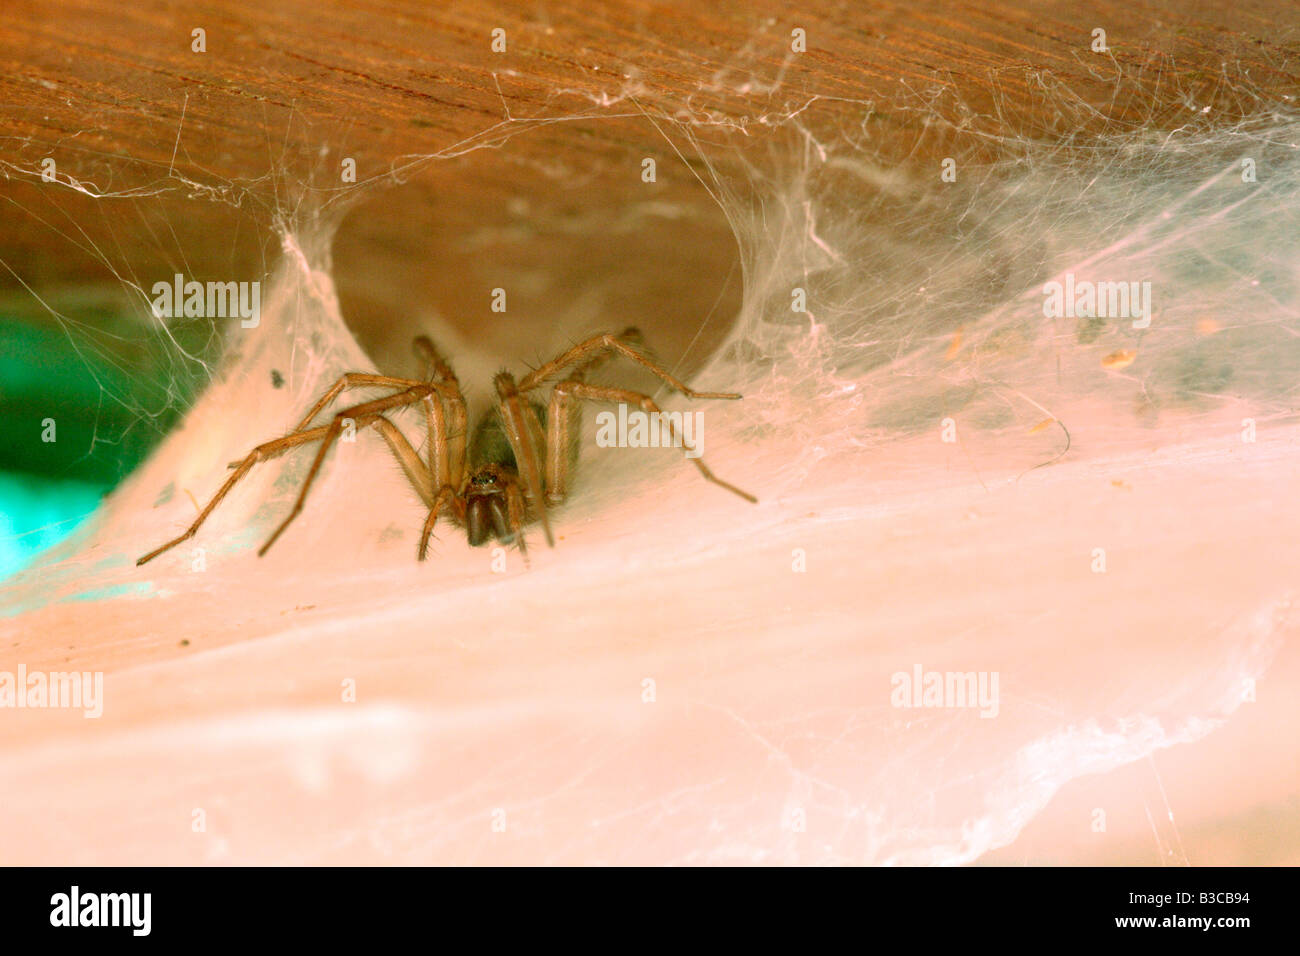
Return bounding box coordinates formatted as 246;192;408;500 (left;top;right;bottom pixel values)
468;398;573;488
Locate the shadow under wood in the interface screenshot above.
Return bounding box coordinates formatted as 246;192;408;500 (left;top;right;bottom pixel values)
331;132;744;399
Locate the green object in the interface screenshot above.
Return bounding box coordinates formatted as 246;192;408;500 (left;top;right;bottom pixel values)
0;309;211;579
0;471;103;578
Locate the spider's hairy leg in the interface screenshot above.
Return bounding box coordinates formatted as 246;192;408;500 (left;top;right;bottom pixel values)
223;371;453;471
563;326;643;382
373;416;435;508
494;371;553;548
544;379;577;505
533;335;627;504
413;335;459;386
418;485;458;561
136;423;334;566
291;373;430;433
420;395;449;492
428;388;467;494
258;385;440;557
505;480;529;567
412;336;468;489
446;395;468;491
138;410;438;566
551;381;758;504
517;328;742;400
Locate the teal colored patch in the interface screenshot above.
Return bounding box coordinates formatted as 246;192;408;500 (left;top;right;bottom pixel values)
90;552;132;573
61;581;155;604
0;471;105;581
153;481;176;508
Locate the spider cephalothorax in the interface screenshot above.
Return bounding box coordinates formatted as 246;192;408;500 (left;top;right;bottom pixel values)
137;327;755;567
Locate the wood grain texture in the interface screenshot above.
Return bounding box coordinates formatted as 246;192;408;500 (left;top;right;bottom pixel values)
1;0;1296;359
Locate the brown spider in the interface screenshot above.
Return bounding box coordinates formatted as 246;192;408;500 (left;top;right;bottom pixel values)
136;328;756;566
